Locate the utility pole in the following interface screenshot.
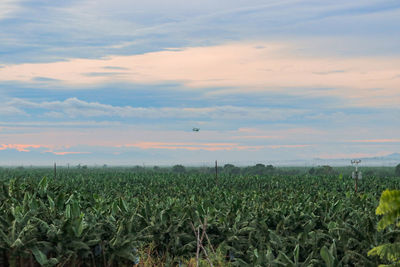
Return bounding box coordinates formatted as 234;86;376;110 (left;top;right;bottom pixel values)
351;160;362;193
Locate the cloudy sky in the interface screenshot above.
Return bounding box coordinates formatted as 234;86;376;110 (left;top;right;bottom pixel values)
0;0;400;165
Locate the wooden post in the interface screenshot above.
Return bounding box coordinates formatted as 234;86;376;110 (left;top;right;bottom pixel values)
215;160;218;186
54;162;57;179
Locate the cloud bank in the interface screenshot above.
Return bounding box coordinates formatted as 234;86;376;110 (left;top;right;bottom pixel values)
2;43;399;107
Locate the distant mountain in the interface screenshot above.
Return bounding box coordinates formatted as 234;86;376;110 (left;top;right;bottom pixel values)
372;153;400;160
236;153;400;167
310;153;400;166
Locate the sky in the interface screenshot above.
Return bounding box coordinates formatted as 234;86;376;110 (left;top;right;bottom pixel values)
0;0;400;166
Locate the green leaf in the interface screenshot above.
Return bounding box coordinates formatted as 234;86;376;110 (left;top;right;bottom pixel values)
65;204;71;219
38;177;48;196
376;190;400;216
320;246;334;267
48;195;55;212
72;217;84;238
368;243;400;262
293;244;299;264
253;248;258;259
119;197;129;213
68;241;91;251
11;238;24;248
31;247;48;266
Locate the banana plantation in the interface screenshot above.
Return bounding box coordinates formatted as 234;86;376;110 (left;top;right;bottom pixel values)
0;167;399;266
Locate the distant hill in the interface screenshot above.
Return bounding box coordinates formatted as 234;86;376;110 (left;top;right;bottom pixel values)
370;153;400;160
260;153;400;166
311;153;400;166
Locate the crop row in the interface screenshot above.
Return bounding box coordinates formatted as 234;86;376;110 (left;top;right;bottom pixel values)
1;168;399;266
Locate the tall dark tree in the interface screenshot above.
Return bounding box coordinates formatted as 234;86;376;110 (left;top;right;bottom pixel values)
172;164;186;173
223;164;240;175
396;163;400;177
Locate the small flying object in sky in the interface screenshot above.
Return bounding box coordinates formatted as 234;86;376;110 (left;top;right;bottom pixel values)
192;128;200;132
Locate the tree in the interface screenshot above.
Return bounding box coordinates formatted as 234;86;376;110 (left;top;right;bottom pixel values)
172;165;186;173
395;164;400;177
223;164;240;175
265;164;275;173
224;164;235;169
315;165;335;175
368;190;400;264
253;164;266;175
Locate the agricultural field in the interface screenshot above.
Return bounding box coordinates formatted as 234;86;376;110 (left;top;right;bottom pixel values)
0;166;400;266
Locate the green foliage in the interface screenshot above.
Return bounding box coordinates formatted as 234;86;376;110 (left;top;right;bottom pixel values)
368;189;400;266
395;164;400;177
314;165;336;176
172;164;186;173
376;190;400;230
368;243;400;266
241;163;276;175
223;164;240;175
0;167;399;265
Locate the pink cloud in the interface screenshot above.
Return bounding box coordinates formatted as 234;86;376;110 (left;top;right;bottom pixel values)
49;151;92;155
0;144;91;155
351;139;400;143
0;144;50;152
1;42;399;107
266;144;312;149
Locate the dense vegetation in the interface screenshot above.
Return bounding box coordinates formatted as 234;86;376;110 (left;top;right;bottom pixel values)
368;189;400;265
0;166;400;266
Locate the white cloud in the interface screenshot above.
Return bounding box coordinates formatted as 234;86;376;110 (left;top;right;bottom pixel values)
0;0;21;20
0;105;27;116
5;97;304;120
